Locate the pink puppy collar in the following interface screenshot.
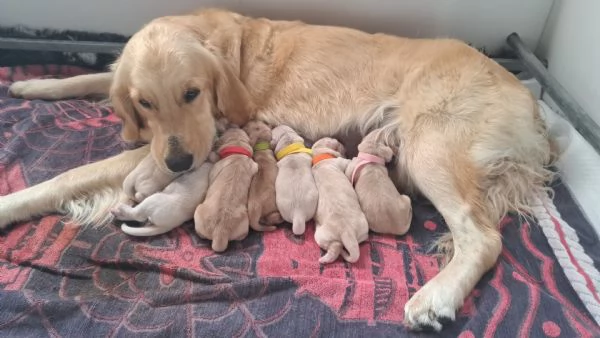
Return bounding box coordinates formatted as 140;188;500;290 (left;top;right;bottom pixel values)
351;152;386;185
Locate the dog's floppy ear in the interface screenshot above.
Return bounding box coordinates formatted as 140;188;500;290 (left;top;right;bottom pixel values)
214;61;254;127
110;84;146;142
110;63;149;142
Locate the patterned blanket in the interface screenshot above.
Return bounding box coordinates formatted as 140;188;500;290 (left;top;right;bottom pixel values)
1;66;599;337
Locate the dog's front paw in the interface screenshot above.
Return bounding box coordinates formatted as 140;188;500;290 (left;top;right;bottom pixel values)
404;281;459;331
8;79;64;100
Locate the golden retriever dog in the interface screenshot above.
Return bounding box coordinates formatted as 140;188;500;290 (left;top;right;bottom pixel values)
113;161;213;237
243;120;282;232
271;125;319;236
1;8;553;331
311;137;369;264
346;128;413;235
194;125;257;252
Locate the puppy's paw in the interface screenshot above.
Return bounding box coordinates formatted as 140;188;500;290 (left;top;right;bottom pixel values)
9;79;66;100
134;192;147;202
403;281;459;331
110;205;128;220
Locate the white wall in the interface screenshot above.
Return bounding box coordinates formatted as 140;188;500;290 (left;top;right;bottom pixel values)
536;0;600;233
537;0;600;126
0;0;553;55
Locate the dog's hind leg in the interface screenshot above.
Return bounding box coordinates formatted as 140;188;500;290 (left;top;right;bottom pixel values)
0;145;149;229
8;72;113;100
399;132;502;332
319;241;342;264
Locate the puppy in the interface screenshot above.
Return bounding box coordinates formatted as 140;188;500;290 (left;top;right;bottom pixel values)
194;125;258;252
111;161;213;236
271;125;318;235
311;137;369;264
243;120;283;232
345;129;412;235
123;153;181;202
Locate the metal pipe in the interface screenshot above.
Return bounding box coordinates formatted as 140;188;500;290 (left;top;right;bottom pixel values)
0;37;124;54
507;32;600;155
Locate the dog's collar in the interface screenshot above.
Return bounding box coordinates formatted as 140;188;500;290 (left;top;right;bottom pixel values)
275;142;312;160
351;152;386;185
254;141;271;152
312;153;337;166
219;146;253;159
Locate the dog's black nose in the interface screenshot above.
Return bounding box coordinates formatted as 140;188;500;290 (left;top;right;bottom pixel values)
165;153;193;172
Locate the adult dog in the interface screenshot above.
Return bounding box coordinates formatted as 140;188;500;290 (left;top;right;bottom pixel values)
1;8;553;331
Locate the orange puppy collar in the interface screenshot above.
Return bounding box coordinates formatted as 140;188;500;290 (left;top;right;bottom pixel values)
312;153;337;166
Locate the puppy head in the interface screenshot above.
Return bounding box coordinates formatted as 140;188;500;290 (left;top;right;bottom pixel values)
312;137;346;157
215;126;252;154
357;129;394;162
270;125;304;150
242;120;271;146
109;17;253;173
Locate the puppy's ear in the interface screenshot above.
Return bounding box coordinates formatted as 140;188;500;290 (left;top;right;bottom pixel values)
379;145;395;162
208;151;220;163
215;117;229;133
214;61;254;126
336;141;346;157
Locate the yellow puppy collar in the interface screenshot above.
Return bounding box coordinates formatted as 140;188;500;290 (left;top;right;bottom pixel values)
275;142;313;161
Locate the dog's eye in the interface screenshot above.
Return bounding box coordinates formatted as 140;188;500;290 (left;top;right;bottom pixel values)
138;99;152;109
183;88;200;103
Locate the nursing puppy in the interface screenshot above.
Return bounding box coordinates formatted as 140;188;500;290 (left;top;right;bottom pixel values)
311;137;369;264
243;120;282;232
123;153;180;202
271;125;318;235
111;161;213;236
194;125;257;252
346;129;412;235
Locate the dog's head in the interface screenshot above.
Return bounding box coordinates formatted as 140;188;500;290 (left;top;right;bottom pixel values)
109;14;253;173
312;137;346;157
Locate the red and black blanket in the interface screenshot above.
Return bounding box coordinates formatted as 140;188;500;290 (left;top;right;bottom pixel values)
1;66;600;337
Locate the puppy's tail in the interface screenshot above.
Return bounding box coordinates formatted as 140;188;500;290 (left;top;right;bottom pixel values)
120;222;177;237
248;203;275;232
265;211;283;226
319;242;342;264
292;212;306;235
341;231;360;263
211;230;229;252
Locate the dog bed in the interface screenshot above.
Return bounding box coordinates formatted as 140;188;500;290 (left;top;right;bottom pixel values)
1;65;600;337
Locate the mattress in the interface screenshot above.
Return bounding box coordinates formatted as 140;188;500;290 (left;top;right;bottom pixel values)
1;65;600;337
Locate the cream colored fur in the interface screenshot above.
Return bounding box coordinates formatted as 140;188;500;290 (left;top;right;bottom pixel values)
271;125;318;235
112;161;212;236
194;126;257;252
311;137;369;264
2;8;554;331
345;128;412;235
243;120;283;231
123;153;181;202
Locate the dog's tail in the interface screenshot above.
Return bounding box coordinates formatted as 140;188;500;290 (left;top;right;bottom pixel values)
319;242;342;264
120;222;177;237
211;230;229;252
340;231;360;263
292;212;306;235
